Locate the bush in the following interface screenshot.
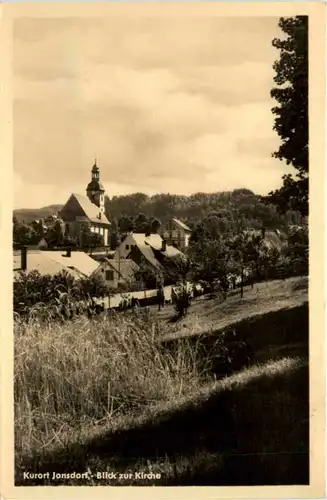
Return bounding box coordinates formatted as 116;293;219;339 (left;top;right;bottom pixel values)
14;270;112;321
172;285;192;317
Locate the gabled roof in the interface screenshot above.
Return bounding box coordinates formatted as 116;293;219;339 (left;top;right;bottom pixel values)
70;193;110;225
138;245;163;270
45;250;100;277
130;233;164;269
132;233;163;250
13;250;81;279
106;259;140;281
161;245;184;259
244;229;286;251
172;218;192;232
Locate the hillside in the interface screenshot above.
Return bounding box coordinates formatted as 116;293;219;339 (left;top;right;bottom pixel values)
17;357;308;486
161;276;308;342
14;204;63;223
13;188;298;229
15;276;309;486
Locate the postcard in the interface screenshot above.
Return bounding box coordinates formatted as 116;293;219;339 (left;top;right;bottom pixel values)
1;2;325;499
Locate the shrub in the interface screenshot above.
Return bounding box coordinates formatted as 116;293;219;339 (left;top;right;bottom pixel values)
172;285;192;317
13;270;112;321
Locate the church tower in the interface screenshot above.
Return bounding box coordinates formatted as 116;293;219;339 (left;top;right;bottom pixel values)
86;159;105;214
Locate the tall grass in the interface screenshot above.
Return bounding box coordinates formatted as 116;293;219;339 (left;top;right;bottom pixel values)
14;311;210;462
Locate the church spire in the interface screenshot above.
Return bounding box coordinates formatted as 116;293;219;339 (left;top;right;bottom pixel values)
86;159;105;213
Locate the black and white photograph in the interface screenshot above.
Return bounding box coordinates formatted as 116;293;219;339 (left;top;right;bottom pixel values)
1;1;326;496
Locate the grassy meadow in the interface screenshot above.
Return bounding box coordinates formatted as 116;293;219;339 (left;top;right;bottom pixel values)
15;277;309;486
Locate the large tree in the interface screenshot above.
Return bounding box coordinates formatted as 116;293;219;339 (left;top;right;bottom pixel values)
268;16;308;216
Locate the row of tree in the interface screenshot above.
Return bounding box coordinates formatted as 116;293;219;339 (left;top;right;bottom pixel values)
13;216;105;249
103;189;297;231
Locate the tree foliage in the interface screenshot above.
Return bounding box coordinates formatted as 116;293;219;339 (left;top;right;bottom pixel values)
268;16;308;215
14;270;111;320
80;224;104;249
46;218;66;247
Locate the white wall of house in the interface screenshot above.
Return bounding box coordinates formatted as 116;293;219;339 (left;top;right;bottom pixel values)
104;228;109;245
95;262;119;288
114;234;137;259
159;225;190;250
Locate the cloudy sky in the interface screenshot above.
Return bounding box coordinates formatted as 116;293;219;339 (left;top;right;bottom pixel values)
13;11;288;209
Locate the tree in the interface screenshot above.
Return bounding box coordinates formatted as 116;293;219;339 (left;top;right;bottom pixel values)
269;16;308;215
229;231;265;297
189;237;234;286
88;232;104;249
13;220;39;246
151;217;162;234
282;225;308;275
80;224;104;250
46;218;65;247
110;231;120;250
134;212;150;233
108;218;121;250
118;215;135;233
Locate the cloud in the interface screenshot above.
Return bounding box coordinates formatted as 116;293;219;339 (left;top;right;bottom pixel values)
13;14;287;208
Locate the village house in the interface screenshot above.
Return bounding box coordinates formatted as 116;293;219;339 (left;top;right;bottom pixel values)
13;247;99;279
159;218;192;251
114;233;163;262
44;249;100;277
245;228;287;252
114;232;185;287
95;259;140;289
59;161;111;246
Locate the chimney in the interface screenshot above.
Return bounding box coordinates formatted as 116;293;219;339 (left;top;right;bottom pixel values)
21;246;27;271
145;230;151;238
161;239;167;252
261;227;266;239
65;248;71;258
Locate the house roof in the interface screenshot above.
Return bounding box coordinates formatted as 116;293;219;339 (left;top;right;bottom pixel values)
45;250;100;277
138;245;163;269
245;229;285;251
172;218;192;232
130;233;164;269
13;250;81;279
106;259;140;281
71;193;110;225
161;245;185;259
132;233;163;250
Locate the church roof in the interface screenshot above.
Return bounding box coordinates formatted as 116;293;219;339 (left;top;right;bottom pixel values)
71;193;110;225
86;179;105;192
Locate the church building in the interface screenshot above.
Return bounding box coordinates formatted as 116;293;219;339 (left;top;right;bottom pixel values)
60;161;111;246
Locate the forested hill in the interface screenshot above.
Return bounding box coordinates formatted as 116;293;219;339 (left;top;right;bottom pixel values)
14;205;64;224
104;189;301;230
14;189;302;229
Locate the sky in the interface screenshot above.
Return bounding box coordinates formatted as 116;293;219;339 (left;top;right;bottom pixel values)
13;11;289;209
